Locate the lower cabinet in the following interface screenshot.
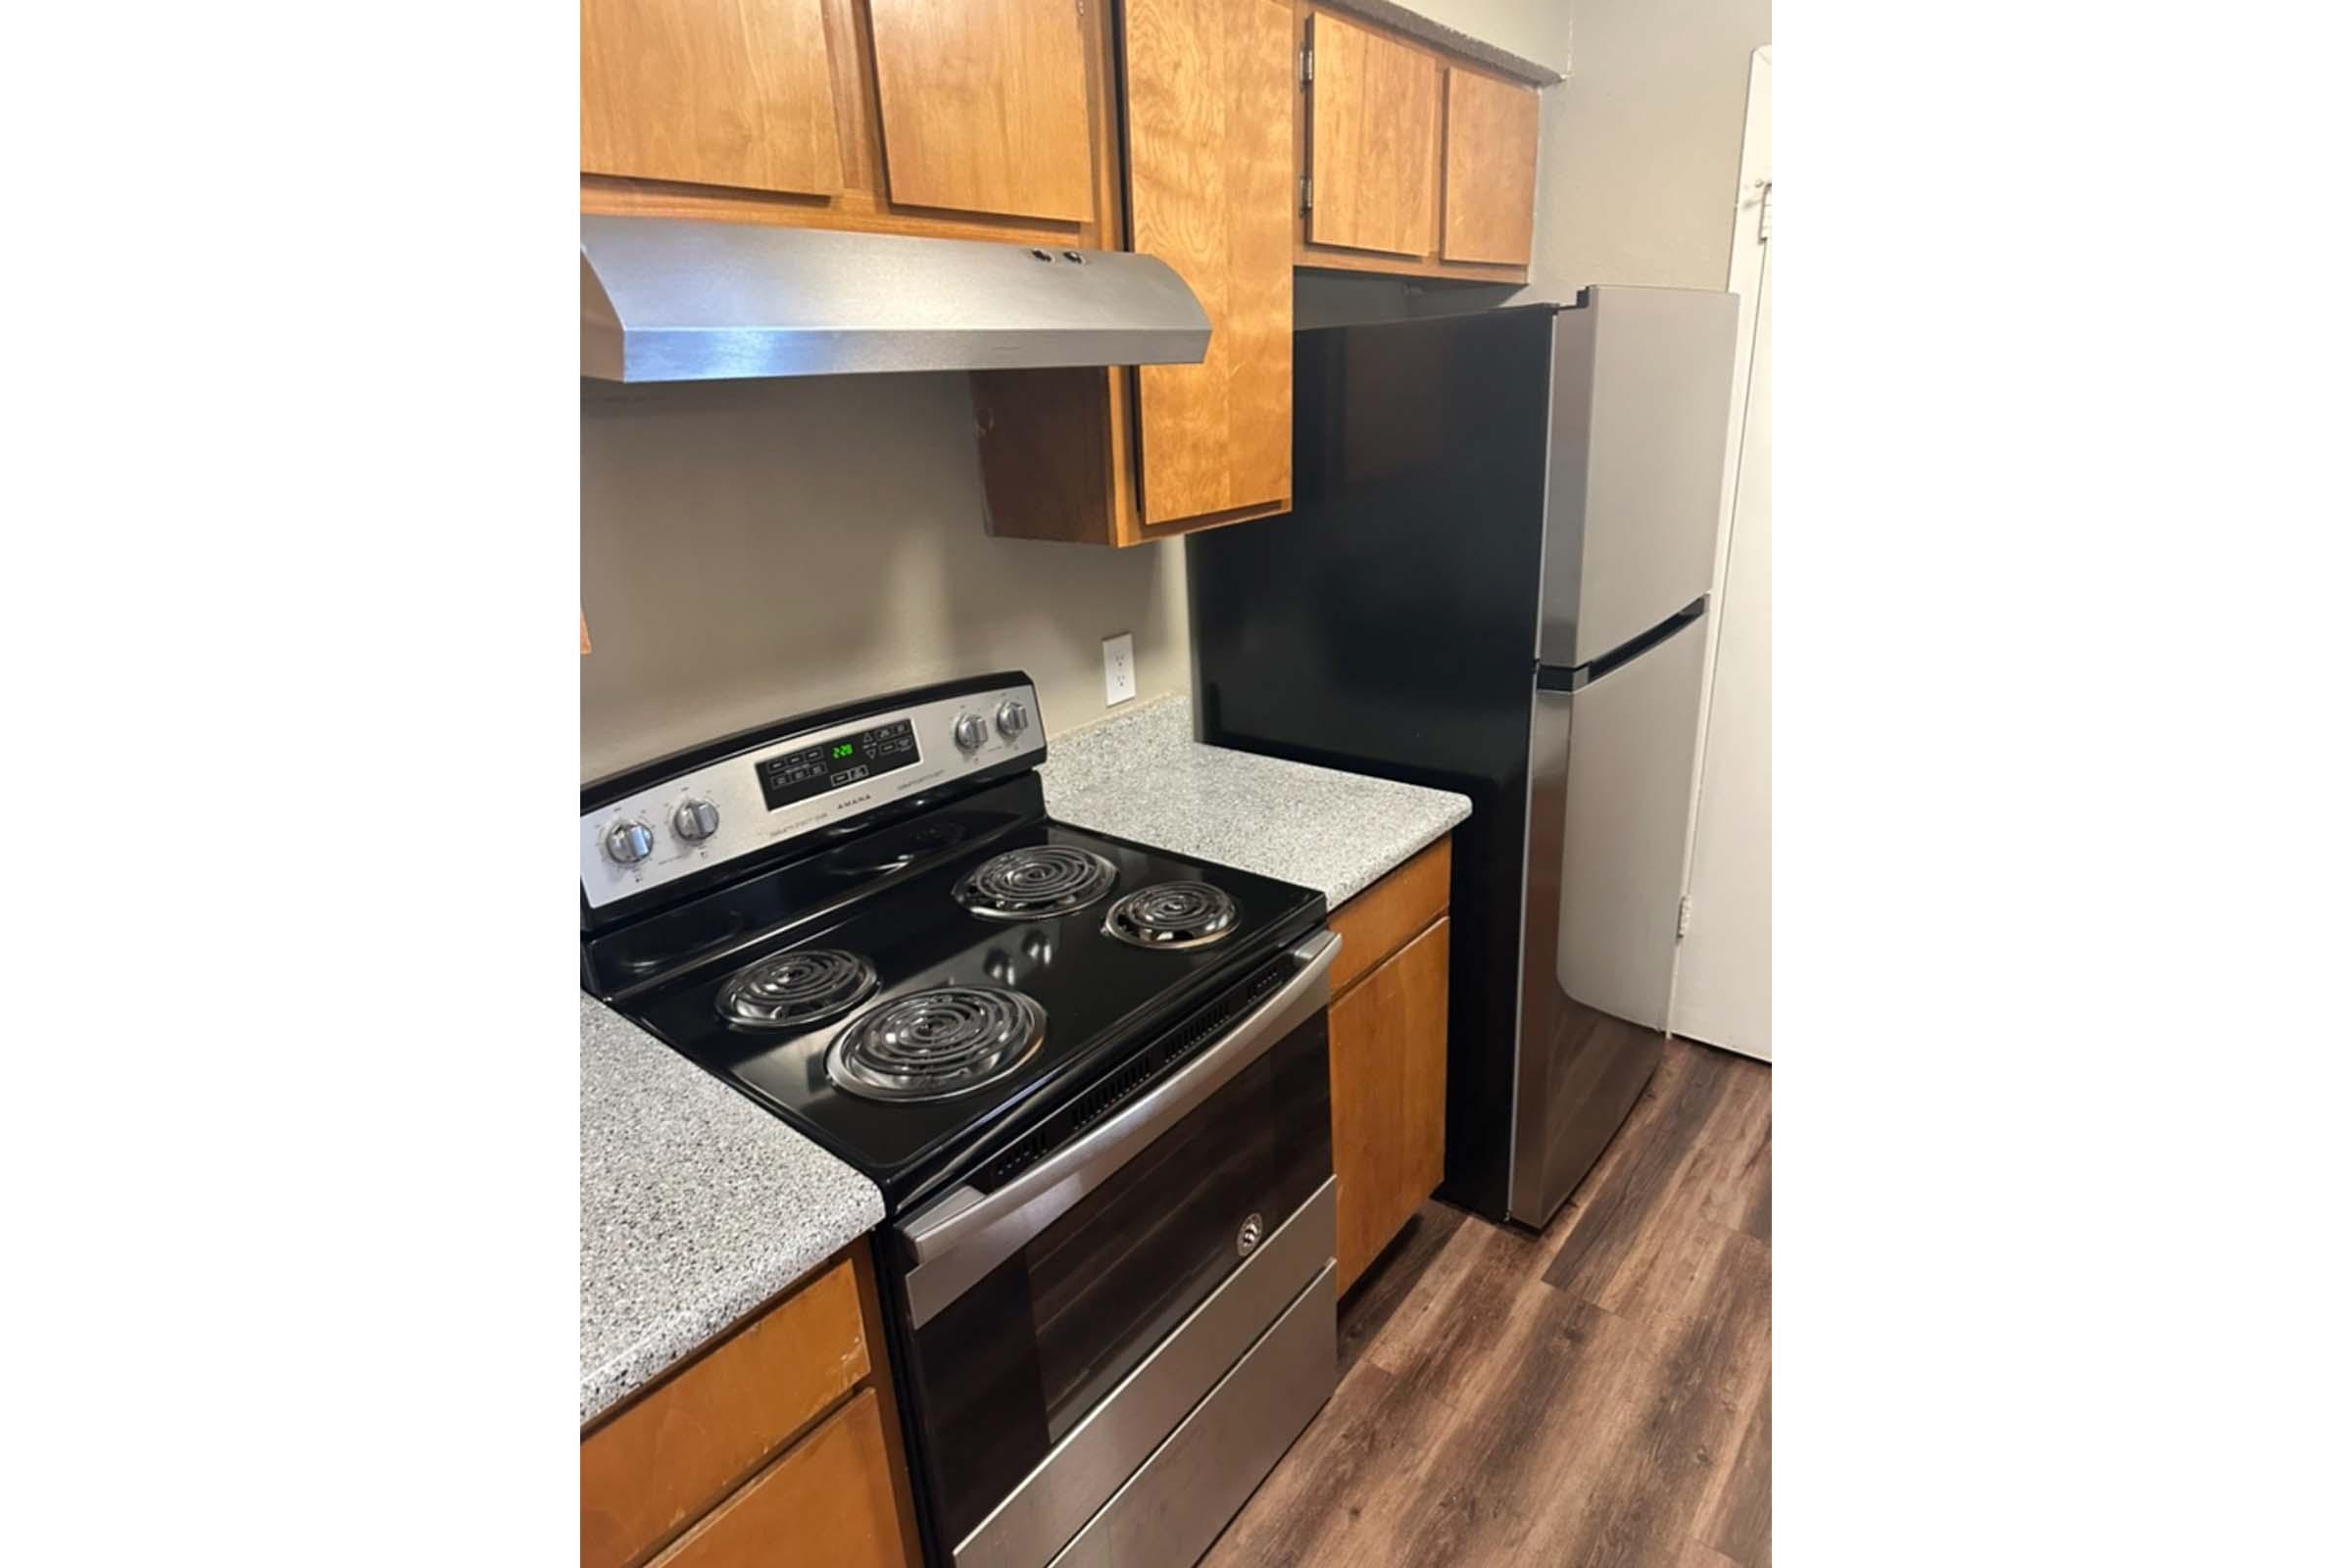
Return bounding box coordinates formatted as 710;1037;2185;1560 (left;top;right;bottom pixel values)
581;1241;918;1568
655;1391;907;1568
1327;837;1452;1294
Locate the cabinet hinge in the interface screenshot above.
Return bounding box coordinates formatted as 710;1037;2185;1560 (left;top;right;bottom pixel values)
1677;896;1692;938
1298;174;1313;215
1299;46;1314;85
1758;179;1773;242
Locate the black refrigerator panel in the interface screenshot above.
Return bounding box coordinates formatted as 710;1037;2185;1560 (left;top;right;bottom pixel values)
1189;305;1559;1220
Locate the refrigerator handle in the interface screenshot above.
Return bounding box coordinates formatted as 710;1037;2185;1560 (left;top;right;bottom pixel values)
1536;596;1706;692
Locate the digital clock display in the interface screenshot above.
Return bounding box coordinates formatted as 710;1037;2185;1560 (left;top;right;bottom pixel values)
756;718;921;811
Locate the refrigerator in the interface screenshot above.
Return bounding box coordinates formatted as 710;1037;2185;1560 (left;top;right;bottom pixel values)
1187;288;1740;1229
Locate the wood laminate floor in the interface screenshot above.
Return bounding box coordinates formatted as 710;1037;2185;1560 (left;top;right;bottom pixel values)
1201;1039;1772;1568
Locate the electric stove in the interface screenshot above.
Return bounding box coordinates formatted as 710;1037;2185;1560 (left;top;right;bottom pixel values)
581;672;1341;1568
580;673;1326;1211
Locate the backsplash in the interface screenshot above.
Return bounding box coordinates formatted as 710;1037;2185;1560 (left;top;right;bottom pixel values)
580;372;1190;781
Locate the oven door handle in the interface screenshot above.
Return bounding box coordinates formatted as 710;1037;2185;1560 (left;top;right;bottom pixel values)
896;929;1341;1318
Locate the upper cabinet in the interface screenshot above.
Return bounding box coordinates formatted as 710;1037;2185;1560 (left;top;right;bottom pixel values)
1302;12;1439;259
978;0;1296;545
1125;0;1295;526
1440;66;1541;268
578;0;1545;546
581;0;846;198
1297;3;1543;283
580;0;1117;249
865;0;1097;224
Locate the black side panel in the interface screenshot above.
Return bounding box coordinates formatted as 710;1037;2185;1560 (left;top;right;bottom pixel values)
1187;307;1557;1221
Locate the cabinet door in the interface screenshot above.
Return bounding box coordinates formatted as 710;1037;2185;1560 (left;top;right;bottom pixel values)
582;1258;870;1568
581;0;845;197
1126;0;1293;525
1329;916;1449;1294
1440;67;1539;266
654;1390;914;1568
865;0;1096;224
1304;11;1439;258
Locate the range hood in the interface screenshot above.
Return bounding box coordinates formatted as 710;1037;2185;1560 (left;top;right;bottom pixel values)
581;216;1210;382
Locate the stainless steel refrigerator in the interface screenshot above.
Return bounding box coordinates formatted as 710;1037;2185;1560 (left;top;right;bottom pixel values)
1188;288;1739;1229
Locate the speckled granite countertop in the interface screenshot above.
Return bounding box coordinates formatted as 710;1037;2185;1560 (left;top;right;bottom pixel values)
580;997;883;1424
1040;694;1471;909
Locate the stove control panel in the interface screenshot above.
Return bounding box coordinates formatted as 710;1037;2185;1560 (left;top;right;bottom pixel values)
580;680;1046;909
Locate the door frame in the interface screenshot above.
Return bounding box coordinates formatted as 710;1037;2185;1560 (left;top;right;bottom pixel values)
1669;45;1771;1056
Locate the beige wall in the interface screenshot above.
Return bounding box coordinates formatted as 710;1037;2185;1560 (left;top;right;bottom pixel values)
1529;0;1772;297
580;374;1189;781
1396;0;1572;72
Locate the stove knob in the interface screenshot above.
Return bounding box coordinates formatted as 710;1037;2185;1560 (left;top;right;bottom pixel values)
995;701;1030;739
953;713;989;753
672;799;721;842
603;818;656;865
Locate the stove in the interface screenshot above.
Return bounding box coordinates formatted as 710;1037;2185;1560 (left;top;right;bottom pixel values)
597;785;1325;1206
583;674;1343;1568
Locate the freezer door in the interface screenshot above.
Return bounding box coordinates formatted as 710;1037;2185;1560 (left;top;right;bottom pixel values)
1508;612;1708;1226
1540;287;1740;667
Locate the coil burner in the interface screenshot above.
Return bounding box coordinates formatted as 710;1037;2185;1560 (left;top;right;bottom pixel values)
955;846;1119;921
826;986;1049;1102
1102;882;1241;951
716;949;880;1030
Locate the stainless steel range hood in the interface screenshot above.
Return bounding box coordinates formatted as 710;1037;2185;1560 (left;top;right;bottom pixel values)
581;216;1210;382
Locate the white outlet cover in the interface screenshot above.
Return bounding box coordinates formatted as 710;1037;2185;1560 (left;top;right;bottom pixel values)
1103;632;1136;706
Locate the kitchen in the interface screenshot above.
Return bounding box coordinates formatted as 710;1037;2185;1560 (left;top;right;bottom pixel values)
15;0;2343;1562
579;3;1770;1567
15;0;2343;1560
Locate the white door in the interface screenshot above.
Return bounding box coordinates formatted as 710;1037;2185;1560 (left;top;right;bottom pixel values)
1672;48;1771;1060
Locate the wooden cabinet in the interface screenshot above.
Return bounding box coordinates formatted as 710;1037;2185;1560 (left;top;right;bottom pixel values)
1301;11;1438;259
1295;3;1542;283
1331;915;1449;1292
978;0;1295;545
1440;66;1540;267
866;0;1097;224
580;0;845;198
1125;0;1295;526
1327;835;1452;1294
581;0;1120;251
655;1392;908;1568
582;1243;918;1568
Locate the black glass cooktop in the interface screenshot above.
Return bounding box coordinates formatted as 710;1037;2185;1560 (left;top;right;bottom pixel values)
612;804;1325;1208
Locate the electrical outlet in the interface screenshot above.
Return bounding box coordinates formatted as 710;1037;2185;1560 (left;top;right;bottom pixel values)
1102;632;1137;707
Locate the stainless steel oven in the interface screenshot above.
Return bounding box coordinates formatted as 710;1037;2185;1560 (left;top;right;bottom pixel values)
892;931;1343;1568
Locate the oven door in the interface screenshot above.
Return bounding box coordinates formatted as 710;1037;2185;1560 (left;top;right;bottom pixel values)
895;931;1343;1568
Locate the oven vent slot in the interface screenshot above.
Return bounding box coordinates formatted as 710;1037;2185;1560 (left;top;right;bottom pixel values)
968;955;1295;1193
